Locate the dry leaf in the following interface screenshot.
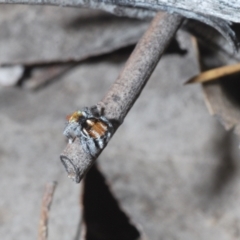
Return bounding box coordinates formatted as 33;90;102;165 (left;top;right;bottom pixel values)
186;63;240;84
0;6;149;65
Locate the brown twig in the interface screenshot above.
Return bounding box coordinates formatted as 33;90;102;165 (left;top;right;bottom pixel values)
38;181;57;240
60;12;183;183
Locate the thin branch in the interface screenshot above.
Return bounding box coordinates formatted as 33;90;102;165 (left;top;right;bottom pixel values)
60;12;183;183
38;181;57;240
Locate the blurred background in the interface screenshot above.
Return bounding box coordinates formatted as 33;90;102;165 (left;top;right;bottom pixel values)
1;4;240;240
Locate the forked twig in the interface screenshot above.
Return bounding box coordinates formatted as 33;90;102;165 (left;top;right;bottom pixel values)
38;181;57;240
60;12;183;183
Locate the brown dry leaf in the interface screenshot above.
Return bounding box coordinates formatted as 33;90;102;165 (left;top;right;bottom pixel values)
186;63;240;84
198;40;240;136
203;76;240;135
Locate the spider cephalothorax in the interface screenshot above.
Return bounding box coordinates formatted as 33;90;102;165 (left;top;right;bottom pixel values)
63;106;113;157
